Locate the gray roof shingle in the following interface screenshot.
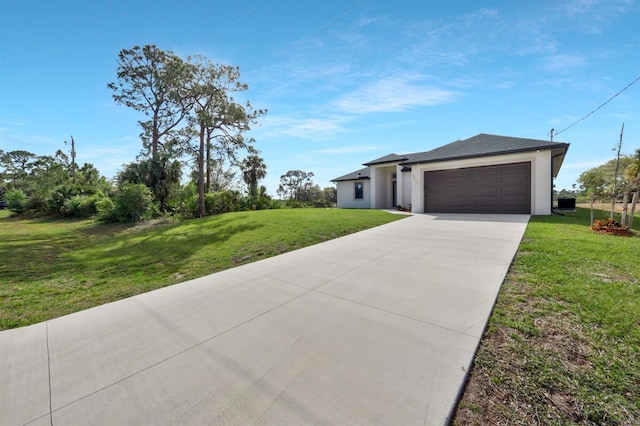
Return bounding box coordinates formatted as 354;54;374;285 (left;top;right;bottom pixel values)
363;153;407;166
331;167;370;182
401;133;569;165
333;133;570;182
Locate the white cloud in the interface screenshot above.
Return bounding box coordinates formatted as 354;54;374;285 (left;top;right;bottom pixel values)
334;74;457;114
542;53;588;72
0;118;27;129
260;115;350;140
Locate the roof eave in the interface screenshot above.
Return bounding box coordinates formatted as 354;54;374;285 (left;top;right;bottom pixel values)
401;143;570;166
331;176;370;183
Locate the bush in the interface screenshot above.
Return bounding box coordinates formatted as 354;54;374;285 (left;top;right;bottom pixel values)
5;189;27;213
64;193;106;218
284;199;309;209
95;197;117;222
240;194;273;211
114;183;157;222
204;190;242;215
96;197;117;222
47;184;82;215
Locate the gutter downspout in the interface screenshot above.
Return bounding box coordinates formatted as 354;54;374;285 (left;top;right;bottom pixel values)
551;152;566;216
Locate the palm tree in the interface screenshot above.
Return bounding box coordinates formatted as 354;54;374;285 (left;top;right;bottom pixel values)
241;154;267;198
625;149;640;186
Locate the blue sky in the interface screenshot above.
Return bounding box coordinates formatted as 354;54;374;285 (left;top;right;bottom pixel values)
1;0;639;195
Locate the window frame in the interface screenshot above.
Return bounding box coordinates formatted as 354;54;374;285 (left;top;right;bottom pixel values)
354;181;364;199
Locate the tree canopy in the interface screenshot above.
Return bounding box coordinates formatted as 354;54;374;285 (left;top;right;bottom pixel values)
241;154;267;198
577;155;635;196
108;45;193;159
109;45;266;217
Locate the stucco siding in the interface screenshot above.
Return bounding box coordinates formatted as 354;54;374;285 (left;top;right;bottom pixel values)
401;170;412;209
336;180;371;208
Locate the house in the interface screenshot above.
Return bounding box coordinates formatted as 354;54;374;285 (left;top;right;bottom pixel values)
331;134;570;215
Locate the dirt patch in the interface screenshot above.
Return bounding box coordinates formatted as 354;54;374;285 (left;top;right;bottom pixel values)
453;317;592;425
126;218;175;233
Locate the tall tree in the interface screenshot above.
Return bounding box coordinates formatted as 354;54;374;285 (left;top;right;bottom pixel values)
189;157;237;192
108;45;192;159
29;150;71;197
578;156;634;197
278;170;314;200
241;153;267;198
117;154;181;210
625;149;640;186
183;55;265;217
0;150;37;189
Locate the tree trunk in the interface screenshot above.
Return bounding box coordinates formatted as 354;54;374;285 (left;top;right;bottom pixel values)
628;191;638;229
152;113;159;159
206;128;211;193
198;124;206;218
250;172;257;198
621;193;629;226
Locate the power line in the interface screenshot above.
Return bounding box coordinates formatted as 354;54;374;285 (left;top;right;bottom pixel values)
554;74;640;137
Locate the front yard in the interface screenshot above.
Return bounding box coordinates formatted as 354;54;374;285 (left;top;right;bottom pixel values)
0;209;404;330
454;207;640;425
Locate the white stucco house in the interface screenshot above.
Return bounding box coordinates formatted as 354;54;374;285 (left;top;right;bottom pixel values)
331;134;570;215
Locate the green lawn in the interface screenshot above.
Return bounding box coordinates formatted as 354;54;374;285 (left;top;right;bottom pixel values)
0;208;404;330
454;208;640;425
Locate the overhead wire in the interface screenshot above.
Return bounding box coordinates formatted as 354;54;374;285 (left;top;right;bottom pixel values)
554;74;640;137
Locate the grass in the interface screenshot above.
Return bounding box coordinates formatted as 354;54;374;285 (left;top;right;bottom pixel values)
0;208;404;330
454;207;640;425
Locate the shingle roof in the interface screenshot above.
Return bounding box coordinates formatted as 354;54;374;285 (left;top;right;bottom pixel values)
331;167;370;182
401;133;569;165
363;153;407;166
332;133;570;182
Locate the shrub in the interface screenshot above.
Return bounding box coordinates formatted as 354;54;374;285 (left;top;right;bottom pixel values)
284;199;308;209
269;199;284;209
47;184;82;215
64;193;106;218
5;189;27;213
95;197;117;222
114;183;157;222
240;194;273;211
204;190;242;215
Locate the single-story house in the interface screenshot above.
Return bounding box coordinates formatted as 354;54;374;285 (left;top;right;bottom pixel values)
331;133;570;215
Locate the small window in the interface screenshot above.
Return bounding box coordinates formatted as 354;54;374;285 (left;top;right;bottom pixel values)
355;182;363;199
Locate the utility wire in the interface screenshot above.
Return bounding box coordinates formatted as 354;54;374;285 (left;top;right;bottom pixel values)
554;74;640;137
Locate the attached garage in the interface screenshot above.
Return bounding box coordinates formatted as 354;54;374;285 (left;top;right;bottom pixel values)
424;162;531;214
332;134;570;215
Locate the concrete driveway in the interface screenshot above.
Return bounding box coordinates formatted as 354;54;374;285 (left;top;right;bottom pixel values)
1;213;529;426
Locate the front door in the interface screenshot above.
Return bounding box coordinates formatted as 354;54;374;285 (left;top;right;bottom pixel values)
392;180;397;207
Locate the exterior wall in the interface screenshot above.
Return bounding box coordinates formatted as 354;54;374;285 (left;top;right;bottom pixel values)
401;170;412;209
336;180;371;208
411;151;552;215
371;165;397;209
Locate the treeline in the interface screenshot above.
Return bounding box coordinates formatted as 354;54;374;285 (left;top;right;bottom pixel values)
0;45;336;221
556;151;640;202
0;147;336;221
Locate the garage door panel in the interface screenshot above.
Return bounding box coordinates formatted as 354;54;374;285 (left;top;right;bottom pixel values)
425;162;530;214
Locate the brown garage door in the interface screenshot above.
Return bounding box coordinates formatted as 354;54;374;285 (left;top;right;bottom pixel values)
424;162;531;214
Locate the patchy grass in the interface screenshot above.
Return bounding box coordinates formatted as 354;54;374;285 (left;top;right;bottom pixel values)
0;209;404;330
454;207;640;425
